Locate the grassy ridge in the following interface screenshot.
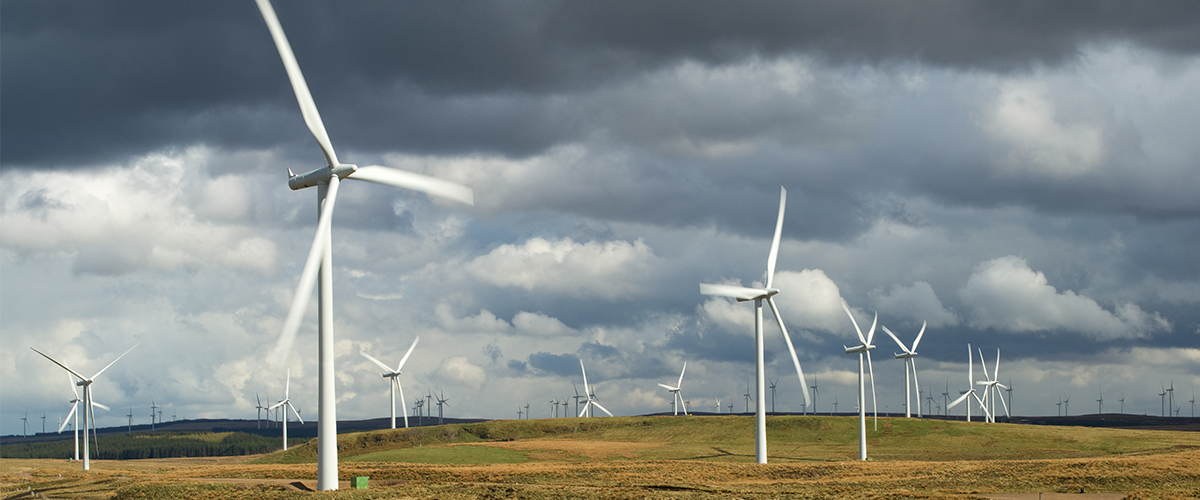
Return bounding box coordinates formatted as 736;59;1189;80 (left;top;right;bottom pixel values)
0;431;304;460
253;415;1200;465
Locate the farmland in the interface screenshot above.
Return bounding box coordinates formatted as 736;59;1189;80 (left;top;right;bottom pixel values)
3;416;1199;499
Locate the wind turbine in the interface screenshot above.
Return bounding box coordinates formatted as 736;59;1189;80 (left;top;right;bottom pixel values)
516;406;523;420
1097;387;1104;415
1191;392;1195;418
941;382;950;416
881;322;926;418
1056;396;1063;417
947;343;988;424
658;362;689;416
743;383;753;414
768;378;778;414
436;391;449;424
975;348;1009;423
832;397;838;414
1064;396;1071;417
714;399;722;414
41;414;46;434
254;0;474;490
841;300;878;461
268;370;303;451
126;407;133;435
360;336;420;429
577;360;613;417
1005;379;1014;417
30;344;135;470
1167;380;1175;417
255;394;267;429
699;186;812;464
1160;383;1167;417
150;398;159;431
524;402;530;421
809;377;819;415
22;410;28;437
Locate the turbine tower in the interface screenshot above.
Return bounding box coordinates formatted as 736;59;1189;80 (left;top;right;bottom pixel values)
698;186;811;464
809;377;819;415
657;362;689;416
360;336;420;429
150;398;159;431
436;391;449;425
768;378;778;414
267;370;304;451
30;344;135;470
841;300;878;461
577;360;613;417
254;0;474;490
881;321;927;418
255;394;266;429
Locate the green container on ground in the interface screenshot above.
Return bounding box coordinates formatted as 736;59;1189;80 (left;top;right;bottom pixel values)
354;476;368;489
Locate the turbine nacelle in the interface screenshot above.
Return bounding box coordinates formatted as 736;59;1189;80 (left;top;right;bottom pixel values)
844;344;876;354
288;164;359;190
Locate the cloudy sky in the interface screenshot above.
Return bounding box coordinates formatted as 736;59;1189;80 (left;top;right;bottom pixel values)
3;0;1199;435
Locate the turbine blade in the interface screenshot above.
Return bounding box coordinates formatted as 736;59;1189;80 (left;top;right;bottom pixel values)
699;283;764;301
288;402;304;425
91;401;110;412
579;359;589;393
397;336;420;371
948;392;970;409
993;348;1001;382
867;351;877;427
657;383;676;390
397;378;407;427
768;297;810;407
591;401;614;417
29;347;88;381
998;387;1011;418
911;321;927;351
254;0;339;167
677;361;687;389
765;186;786;289
285;369;291;399
350;166;473;206
910;358;920;407
967;343;973;384
360;350;394;373
880;325;911;353
578;404;589;418
866;312;878;346
271;175;340;366
978;348;991;382
268;400;285;411
91;343;139;381
840;300;868;345
59;405;76;433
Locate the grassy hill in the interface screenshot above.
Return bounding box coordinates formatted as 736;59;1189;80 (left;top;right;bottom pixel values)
252;415;1200;465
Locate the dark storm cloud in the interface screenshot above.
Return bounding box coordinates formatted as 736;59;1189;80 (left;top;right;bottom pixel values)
5;0;1199;167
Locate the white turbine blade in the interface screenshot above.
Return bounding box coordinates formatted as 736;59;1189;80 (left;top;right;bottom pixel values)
967;344;973;384
948;391;970;409
765;186;786;289
254;0;338;167
910;358;920;408
699;283;764;301
397;336;420;371
977;348;991;383
59;405;77;433
268;400;286;411
288;401;304;425
867;350;877;428
396;378;407;427
271;175;340;367
880;325;911;354
768;297;810;407
993;348;1001;383
866;312;878;346
90;343;139;380
91;401;110;412
840;300;867;345
998;387;1011;418
911;321;927;351
360;350;394;374
972;392;991;419
677;361;687;389
591;401;614;417
578;403;590;418
579;359;589;393
658;383;676;391
350;166;474;206
285;370;291;399
29;347;88;381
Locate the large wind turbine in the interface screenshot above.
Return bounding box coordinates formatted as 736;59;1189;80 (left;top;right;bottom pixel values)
268;370;303;451
657;362;689;416
360;336;419;429
841;300;878;461
254;1;474;491
30;344;135;470
698;186;811;464
577;360;614;417
882;322;926;418
947;343;989;423
975;348;1009;423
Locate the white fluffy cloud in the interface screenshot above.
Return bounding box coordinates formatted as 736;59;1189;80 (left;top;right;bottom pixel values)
983;80;1107;177
959;256;1170;339
436;355;486;390
466;237;660;300
772;269;848;333
870;281;958;328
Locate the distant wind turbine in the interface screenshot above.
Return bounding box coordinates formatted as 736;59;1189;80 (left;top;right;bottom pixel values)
254;0;474;490
268;370;303;451
359;336;419;429
975;348;1009;423
658;362;689;416
699;186;812;464
841;300;878;461
30;344;135;470
881;321;926;418
436;391;449;424
577;360;613;417
947;343;988;424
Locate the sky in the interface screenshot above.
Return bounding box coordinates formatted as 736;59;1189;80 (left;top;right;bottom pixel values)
3;0;1200;436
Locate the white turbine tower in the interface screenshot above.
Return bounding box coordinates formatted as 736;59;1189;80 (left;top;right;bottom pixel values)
881;322;926;418
975;348;1009;423
657;362;689;416
30;344;135;470
268;370;304;451
841;300;878;461
947;343;989;423
698;186;812;464
578;360;614;417
254;1;474;490
359;336;419;429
